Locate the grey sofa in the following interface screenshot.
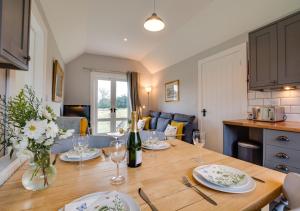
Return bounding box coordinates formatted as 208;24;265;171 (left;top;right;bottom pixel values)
147;111;196;144
51;131;166;154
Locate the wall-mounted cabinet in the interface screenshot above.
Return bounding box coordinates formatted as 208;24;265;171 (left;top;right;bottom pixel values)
0;0;31;71
249;12;300;90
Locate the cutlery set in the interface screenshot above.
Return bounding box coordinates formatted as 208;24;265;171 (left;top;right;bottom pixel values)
138;175;265;210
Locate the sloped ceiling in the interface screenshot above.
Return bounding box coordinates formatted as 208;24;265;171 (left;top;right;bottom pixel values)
40;0;300;73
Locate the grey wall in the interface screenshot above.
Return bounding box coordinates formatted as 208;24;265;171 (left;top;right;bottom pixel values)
151;33;248;117
64;53;152;108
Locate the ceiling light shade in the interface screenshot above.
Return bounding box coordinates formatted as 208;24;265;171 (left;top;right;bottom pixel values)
144;13;165;32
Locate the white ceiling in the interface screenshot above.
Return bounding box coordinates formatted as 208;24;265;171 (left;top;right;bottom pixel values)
40;0;300;73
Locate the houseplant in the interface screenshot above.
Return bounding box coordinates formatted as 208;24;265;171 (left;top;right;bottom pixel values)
0;86;73;191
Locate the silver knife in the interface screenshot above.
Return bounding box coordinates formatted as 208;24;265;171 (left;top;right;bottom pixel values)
138;188;159;211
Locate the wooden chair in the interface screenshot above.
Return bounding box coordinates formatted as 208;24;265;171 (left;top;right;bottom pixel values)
273;172;300;211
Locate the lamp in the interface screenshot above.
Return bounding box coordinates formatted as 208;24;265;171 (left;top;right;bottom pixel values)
144;0;165;32
145;87;152;111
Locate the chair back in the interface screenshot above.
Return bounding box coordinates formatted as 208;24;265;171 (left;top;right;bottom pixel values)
283;172;300;209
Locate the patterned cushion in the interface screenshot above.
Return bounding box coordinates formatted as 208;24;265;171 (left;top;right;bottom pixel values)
156;118;171;132
164;124;177;140
137;119;145;130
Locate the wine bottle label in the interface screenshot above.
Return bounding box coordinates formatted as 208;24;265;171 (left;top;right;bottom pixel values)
136;150;142;165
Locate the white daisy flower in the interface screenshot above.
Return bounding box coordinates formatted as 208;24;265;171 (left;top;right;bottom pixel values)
43;108;53;120
23;120;47;140
14;136;28;150
45;121;59;139
59;129;75;139
44;139;54;146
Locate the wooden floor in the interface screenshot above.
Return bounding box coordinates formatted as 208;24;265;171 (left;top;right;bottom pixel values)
0;140;285;211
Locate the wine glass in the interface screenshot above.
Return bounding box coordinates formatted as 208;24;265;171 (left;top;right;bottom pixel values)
193;131;205;148
110;139;126;185
72;134;89;168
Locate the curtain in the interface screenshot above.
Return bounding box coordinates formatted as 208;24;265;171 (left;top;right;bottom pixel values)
127;72;141;115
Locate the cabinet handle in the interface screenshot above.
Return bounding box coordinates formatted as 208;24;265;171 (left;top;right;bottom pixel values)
276;164;289;173
275;152;289;159
23;56;31;61
276;136;289;142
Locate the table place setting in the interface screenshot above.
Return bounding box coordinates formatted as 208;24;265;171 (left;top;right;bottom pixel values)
61;191;140;211
59;148;102;162
142;140;170;150
191;164;256;194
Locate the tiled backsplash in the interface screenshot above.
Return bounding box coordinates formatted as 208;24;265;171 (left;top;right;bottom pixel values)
248;89;300;121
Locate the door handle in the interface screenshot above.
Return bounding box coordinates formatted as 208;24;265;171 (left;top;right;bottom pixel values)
201;109;207;117
113;108;117;113
110;108;117;113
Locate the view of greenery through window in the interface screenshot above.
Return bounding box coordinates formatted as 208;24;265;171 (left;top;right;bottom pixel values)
97;88;128;109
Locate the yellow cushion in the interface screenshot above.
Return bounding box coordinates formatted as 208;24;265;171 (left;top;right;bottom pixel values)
171;121;184;140
142;117;151;130
80;117;88;135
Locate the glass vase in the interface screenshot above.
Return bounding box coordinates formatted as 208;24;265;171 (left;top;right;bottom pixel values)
22;150;57;191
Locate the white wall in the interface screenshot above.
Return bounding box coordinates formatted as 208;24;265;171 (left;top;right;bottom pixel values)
64;53;152;110
151;33;248;116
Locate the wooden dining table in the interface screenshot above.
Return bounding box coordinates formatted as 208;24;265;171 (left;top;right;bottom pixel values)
0;140;285;211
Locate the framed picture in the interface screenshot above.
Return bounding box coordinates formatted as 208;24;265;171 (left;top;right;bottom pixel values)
165;80;179;102
52;60;64;102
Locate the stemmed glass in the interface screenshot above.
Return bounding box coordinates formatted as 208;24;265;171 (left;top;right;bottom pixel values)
72;134;89;168
193;131;205;148
110;139;126;185
192;131;206;164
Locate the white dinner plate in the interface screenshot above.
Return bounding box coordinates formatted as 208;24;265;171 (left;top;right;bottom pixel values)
142;141;170;150
196;164;250;188
193;165;256;194
60;191;140;211
59;148;101;162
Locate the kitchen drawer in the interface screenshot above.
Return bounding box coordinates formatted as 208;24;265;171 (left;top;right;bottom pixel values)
264;160;300;174
264;129;300;150
265;144;300;168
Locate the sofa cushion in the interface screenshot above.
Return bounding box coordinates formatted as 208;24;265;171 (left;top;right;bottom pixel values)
156;118;171;132
150;111;160;118
171;121;184;140
150;117;158;129
173;113;195;123
142;117;151;130
160;112;173;119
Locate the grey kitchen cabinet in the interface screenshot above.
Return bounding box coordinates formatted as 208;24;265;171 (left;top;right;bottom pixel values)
249;24;278;89
249;11;300;90
0;0;31;70
278;12;300;85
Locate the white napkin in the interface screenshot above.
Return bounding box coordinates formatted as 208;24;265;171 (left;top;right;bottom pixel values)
64;191;128;211
66;149;98;159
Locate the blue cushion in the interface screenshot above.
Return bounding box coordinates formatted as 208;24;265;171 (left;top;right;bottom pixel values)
156;118;171;132
150;111;160;118
160;112;173;119
173;113;195;123
150;117;158;129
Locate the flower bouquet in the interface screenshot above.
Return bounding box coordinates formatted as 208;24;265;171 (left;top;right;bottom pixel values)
0;85;73;190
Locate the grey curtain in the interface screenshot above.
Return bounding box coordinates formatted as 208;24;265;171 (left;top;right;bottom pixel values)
127;72;141;114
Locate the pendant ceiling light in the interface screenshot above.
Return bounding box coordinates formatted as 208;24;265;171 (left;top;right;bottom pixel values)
144;0;165;32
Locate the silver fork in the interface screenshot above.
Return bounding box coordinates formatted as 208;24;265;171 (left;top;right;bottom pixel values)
182;176;217;206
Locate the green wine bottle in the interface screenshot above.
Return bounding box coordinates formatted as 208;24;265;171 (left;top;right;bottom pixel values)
127;111;142;168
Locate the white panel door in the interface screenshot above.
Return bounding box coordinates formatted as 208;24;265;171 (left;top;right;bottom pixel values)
198;43;247;153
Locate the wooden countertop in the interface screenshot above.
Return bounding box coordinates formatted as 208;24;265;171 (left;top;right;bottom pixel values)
0;140;285;211
223;119;300;133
